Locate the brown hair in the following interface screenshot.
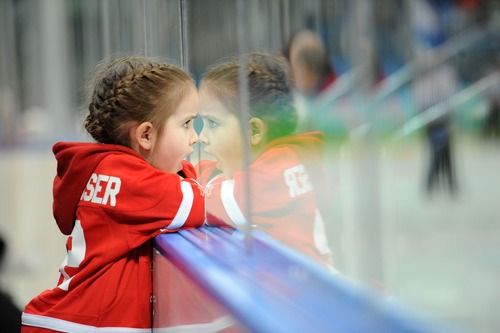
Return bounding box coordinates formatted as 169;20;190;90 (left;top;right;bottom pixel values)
85;56;194;146
201;53;297;140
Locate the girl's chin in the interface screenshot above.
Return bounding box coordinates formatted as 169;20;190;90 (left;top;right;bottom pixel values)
216;162;234;177
163;161;183;174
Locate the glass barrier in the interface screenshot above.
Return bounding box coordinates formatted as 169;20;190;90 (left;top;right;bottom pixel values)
152;241;248;332
1;1;500;332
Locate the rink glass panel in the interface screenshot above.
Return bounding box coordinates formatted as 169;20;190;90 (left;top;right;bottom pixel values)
0;1;499;332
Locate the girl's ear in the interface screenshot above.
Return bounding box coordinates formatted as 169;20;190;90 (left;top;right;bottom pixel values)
131;121;156;151
249;117;266;146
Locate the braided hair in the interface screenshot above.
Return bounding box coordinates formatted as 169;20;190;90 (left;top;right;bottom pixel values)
202;53;297;141
85;56;193;146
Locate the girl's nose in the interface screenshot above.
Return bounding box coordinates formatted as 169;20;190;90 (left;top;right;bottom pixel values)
190;129;199;145
198;130;208;144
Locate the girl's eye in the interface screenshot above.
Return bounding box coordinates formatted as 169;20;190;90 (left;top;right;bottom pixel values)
208;119;219;129
183;120;192;128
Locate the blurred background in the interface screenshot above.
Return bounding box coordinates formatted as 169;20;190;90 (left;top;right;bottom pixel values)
1;0;500;332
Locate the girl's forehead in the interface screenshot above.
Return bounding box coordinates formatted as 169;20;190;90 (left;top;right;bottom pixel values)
169;88;199;117
198;85;218;99
199;93;230;115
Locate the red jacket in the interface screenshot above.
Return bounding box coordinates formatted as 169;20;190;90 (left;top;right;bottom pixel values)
198;132;333;266
22;142;205;332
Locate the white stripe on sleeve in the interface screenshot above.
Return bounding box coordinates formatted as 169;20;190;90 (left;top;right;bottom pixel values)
166;181;194;230
220;179;247;226
313;209;332;256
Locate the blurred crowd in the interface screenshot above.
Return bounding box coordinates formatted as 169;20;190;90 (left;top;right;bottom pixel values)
0;0;499;147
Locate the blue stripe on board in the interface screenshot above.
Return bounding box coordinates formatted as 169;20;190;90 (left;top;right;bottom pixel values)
155;226;448;333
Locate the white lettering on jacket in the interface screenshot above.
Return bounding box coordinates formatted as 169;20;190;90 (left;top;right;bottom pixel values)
283;164;312;198
80;173;121;206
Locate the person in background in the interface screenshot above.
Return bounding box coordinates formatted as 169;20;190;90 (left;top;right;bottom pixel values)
482;61;500;139
483;92;500;139
197;53;334;269
287;30;336;97
0;234;22;332
21;56;205;332
285;30;337;133
410;0;459;196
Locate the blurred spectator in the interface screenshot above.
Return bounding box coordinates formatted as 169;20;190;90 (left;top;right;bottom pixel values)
424;113;457;194
288;30;336;97
482;64;500;139
483;96;500;139
411;0;459;195
286;30;337;133
0;235;22;332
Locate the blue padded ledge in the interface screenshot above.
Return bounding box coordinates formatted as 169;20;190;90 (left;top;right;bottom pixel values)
154;226;447;333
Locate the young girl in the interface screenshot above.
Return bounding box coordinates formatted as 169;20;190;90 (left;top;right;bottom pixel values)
21;56;205;332
198;53;334;267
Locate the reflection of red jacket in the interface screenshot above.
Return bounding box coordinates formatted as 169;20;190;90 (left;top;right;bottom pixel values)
198;132;333;266
22;142;205;332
